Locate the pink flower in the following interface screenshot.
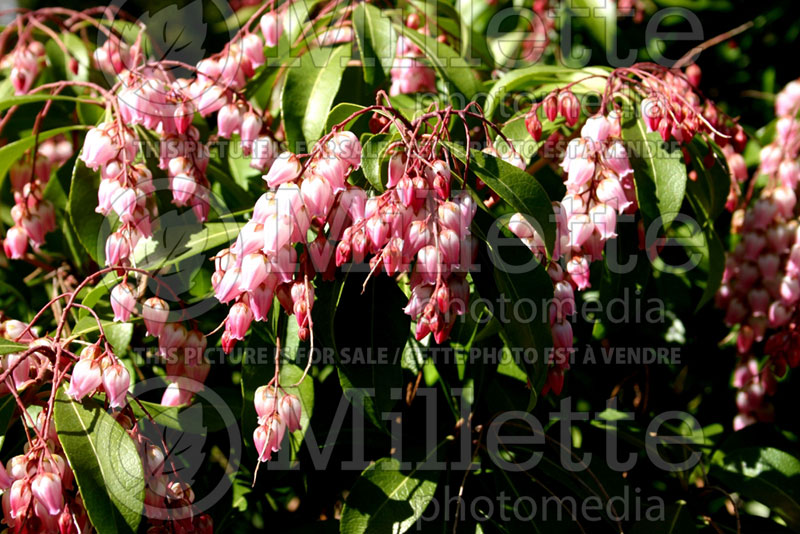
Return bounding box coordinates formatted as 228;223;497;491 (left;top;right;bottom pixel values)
596;177;631;213
250;136;279;171
67;359;103;400
161;378;193;406
102;363;131;409
31;472;64;516
217;103;242;138
143;297;169;337
240;112;263;155
243;33;265;68
159;323;188;358
251;280;276;321
327;131;362;169
3;226;28;259
110;283;136;322
105;231;130;267
551;319;573;349
260;12;283;48
264;152;302;188
80;124;117;170
589;203;617;240
255;385;277;420
239;253;269;292
7;479;31;520
226;302;253;340
581;115;611;143
301;174;334;219
279;394;302;432
566;256;591;290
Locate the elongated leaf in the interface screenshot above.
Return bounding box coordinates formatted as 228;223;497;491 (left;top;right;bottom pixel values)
484;65;609;119
340;448;446;534
71;316;133;355
0;94;91;114
569;0;617;54
396;26;481;100
313;274;407;431
0;395;17;453
0;338;27;356
471;210;554;393
359;133;395;192
54;388;145;534
326;103;368;132
352;4;396;84
621;115;688;230
68;159;107;264
446;142;556;255
133;222;243;270
711;447;800;531
0;125;86;192
282;45;351;151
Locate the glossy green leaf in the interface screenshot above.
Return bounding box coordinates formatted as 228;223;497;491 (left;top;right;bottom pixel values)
71;316;133;355
54;388;145;534
711;447;800;531
0;338;27;356
67;159;107;264
484;65;608;119
326;103;368;132
447;142;556;255
0;395;17;453
359;132;395;192
622;115;688;230
352;3;396;84
282;45;351;151
314;274;408;430
396;26;482;100
570;0;617;54
0;125;86;193
340;449;445;534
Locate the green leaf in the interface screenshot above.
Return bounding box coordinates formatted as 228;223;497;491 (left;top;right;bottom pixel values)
359;133;396;192
133;222;243;270
71;316;134;355
326;103;368;132
314;274;408;430
396;26;482;101
67;159;107;264
471;210;555;393
0;395;17;453
0;125;86;193
281;45;351;151
711;447;800;531
128;396;231;434
54;388;145;534
621;114;688;230
352;3;396;84
0;94;91;114
340;448;446;534
569;0;617;54
0;338;27;356
484;65;608;119
446;142;556;255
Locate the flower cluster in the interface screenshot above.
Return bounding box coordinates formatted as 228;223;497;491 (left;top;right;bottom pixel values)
3;137;73;259
66;343;131;409
0;413;90;534
213;131;362;353
512;112;636;394
253;385;302;462
391;14;437;96
717;78;800;429
1;40;46;94
335;145;476;344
